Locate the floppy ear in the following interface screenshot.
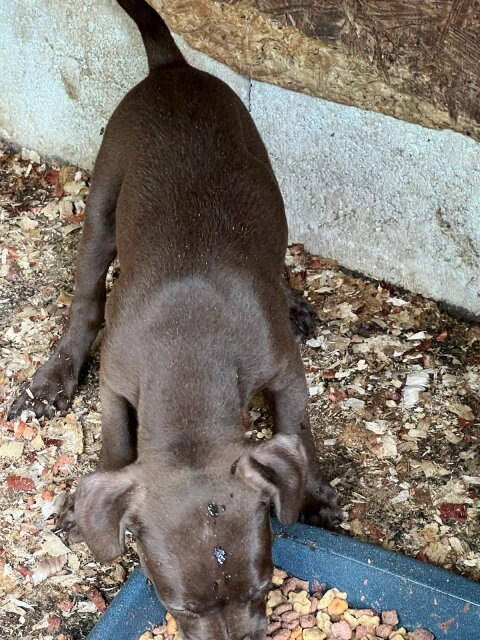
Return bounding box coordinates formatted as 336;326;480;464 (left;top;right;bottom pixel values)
236;434;307;526
74;468;142;563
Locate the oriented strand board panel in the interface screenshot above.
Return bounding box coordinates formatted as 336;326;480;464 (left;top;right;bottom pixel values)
149;0;480;141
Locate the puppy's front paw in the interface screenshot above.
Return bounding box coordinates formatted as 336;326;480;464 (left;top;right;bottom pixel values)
288;294;319;343
8;356;77;419
55;493;84;544
300;479;343;530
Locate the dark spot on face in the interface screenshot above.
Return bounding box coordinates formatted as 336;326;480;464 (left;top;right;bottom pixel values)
214;546;227;565
230;461;238;475
230;492;234;498
208;503;220;517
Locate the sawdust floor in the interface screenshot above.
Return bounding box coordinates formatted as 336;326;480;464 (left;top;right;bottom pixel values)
0;146;479;640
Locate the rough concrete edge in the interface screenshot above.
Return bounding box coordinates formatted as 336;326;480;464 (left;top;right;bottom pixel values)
148;0;480;144
435;302;480;325
1;129;85;170
337;263;480;325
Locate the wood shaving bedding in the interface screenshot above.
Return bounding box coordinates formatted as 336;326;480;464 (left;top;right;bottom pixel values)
0;145;478;639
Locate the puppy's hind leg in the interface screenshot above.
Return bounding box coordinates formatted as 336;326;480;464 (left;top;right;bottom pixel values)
9;153;122;419
281;278;319;342
264;346;342;529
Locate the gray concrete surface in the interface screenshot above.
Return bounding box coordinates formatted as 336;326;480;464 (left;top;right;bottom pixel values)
1;0;479;316
251;83;480;318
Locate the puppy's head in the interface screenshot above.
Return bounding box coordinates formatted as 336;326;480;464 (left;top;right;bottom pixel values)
74;434;307;640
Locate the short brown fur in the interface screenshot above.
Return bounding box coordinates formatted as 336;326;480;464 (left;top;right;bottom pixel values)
10;2;341;638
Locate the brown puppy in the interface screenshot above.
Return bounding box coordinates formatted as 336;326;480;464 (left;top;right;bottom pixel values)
9;1;341;638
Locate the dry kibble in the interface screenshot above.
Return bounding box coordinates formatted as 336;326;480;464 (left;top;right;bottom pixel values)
273;568;289;586
294;578;310;592
354;609;377;618
268;589;288;612
316;611;332;636
317;588;347;610
282;610;300;623
303;629;327;640
268;621;282;634
139;569;434;640
375;624;393;638
381;610;399;626
165;612;177;636
282;578;301;596
309;597;319;614
288;590;312;615
327;597;349;616
152;625;167;635
356;615;381;629
408;630;434;640
299;614;316;629
332;620;353;640
273;603;294;618
343;611;359;629
287;620;301;630
290;625;303;639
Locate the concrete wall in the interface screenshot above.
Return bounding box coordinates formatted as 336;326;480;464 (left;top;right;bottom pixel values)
1;0;479;317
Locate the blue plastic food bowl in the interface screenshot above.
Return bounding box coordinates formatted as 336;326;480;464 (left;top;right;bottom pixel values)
87;521;480;639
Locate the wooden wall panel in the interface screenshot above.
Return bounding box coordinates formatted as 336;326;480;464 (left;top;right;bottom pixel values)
149;0;480;141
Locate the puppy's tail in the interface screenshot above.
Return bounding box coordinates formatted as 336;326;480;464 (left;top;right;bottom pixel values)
117;0;185;70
